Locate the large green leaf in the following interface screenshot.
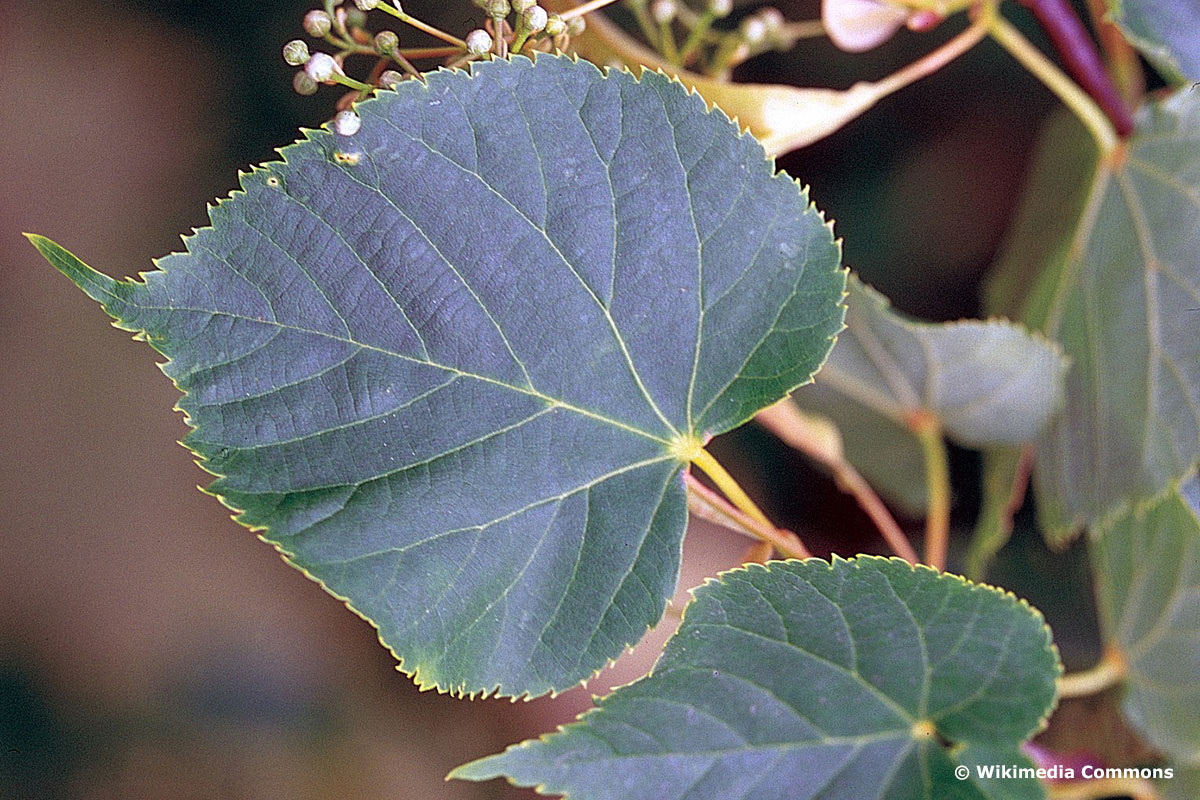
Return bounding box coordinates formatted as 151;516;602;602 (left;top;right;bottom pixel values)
1106;0;1200;82
1091;472;1200;763
986;92;1200;545
453;556;1061;799
792;274;1066;515
29;55;845;698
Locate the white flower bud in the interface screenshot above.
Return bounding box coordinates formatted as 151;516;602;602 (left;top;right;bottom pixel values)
567;15;586;36
304;52;340;82
379;70;404;89
757;7;785;36
650;0;676;25
303;9;333;37
283;39;310;66
354;0;379;10
465;28;494;56
512;0;536;11
375;30;399;52
740;15;766;45
707;0;732;16
822;0;908;52
486;0;511;18
544;14;566;36
521;5;548;32
333;109;362;136
293;70;319;96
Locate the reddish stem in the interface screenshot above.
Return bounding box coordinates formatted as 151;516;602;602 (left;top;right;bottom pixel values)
1020;0;1134;136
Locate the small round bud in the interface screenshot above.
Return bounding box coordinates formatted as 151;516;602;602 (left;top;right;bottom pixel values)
544;14;566;36
650;0;676;24
303;9;333;37
707;0;732;17
345;7;367;27
512;0;535;11
374;30;399;52
521;5;548;32
465;28;494;56
379;70;404;89
486;0;511;18
353;0;379;10
757;7;785;34
740;15;767;45
283;39;310;66
567;15;586;35
304;51;340;82
292;70;319;95
333;109;362;136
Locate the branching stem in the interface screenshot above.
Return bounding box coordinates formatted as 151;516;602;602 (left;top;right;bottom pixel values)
987;12;1118;155
377;3;467;47
757;403;918;564
686;474;812;560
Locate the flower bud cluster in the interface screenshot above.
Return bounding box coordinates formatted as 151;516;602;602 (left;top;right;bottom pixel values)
282;0;583;110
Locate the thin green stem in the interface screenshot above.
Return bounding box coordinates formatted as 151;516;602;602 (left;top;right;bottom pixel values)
871;17;989;97
691;447;771;526
332;71;373;92
910;412;951;570
628;1;662;49
397;45;462;59
988;12;1118;155
678;10;716;65
1058;645;1128;698
658;19;681;64
781;20;826;40
377;3;467;47
560;0;623;21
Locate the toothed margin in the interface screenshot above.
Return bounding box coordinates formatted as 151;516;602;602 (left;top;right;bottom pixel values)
31;53;847;702
449;554;1064;795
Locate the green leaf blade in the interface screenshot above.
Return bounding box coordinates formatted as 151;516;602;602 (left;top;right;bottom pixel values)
33;55;845;698
791;274;1067;515
987;92;1200;544
1092;472;1200;762
1106;0;1200;82
454;557;1061;799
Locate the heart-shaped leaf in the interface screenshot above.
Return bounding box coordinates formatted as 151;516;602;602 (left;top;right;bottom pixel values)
453;556;1061;799
1091;472;1200;763
789;274;1066;514
986;92;1200;545
1105;0;1200;82
29;55;845;698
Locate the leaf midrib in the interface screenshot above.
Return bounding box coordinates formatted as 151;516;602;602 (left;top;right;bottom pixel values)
119;298;676;447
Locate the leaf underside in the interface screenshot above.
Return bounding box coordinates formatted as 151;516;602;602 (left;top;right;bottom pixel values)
987;91;1200;545
453;556;1060;800
1105;0;1200;82
1091;472;1200;763
794;274;1067;514
30;55;845;698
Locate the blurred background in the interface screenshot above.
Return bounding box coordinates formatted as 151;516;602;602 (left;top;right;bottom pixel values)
2;0;1107;797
